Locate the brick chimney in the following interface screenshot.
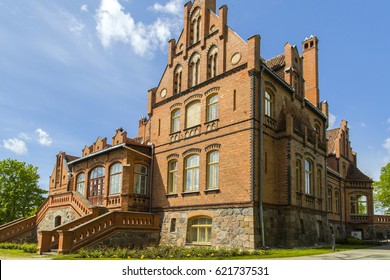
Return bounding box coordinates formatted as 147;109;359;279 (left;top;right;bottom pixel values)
302;36;320;108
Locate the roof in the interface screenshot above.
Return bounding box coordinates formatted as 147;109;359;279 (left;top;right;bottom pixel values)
346;164;372;182
326;128;340;155
265;54;285;79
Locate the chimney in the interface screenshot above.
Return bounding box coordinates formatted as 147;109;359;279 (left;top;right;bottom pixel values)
302;36;320;108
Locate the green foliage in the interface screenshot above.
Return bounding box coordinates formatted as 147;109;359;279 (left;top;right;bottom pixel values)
0;159;47;224
75;245;270;259
374;162;390;213
0;242;38;253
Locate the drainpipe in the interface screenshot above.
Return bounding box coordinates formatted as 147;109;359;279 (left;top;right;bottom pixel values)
148;143;154;213
258;65;266;247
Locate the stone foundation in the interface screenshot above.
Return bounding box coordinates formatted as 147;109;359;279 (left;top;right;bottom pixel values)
37;207;79;231
264;207;331;248
90;230;160;248
159;207;258;249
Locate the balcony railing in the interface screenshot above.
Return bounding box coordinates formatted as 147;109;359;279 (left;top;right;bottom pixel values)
184;125;201;138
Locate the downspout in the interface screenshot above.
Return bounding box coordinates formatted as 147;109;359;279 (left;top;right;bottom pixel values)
258;65;266;247
148;143;154;213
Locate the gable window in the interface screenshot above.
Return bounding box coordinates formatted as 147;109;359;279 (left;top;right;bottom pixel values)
174;66;182;94
184;155;200;192
350;195;367;215
189;217;212;244
305;159;313;195
208;47;218;79
89;167;105;200
76;173;85;195
207;151;219;190
168;160;178;194
186;100;201;128
171;109;181;133
189;54;201;87
206;94;218;122
264;91;273;118
109;163;122;195
134;164;148;195
190;8;201;44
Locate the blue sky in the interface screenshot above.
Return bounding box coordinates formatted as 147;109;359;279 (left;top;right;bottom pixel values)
0;0;389;191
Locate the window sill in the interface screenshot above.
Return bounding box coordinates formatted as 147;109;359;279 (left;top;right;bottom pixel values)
204;188;220;194
181;191;200;196
185;242;211;247
166;193;178;197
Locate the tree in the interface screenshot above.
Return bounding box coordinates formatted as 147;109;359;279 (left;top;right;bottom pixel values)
0;158;47;225
374;162;390;214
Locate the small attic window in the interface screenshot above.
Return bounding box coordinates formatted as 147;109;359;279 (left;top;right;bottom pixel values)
304;43;309;49
310;41;314;47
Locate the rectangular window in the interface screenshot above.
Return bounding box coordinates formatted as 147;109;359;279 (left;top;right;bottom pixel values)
186;101;201;128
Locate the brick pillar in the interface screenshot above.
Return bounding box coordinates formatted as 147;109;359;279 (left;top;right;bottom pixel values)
58;230;74;254
37;231;52;255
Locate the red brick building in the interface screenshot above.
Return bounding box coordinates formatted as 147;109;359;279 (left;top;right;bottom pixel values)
1;0;389;252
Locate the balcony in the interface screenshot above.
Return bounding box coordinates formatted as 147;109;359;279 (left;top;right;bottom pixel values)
205;119;219;132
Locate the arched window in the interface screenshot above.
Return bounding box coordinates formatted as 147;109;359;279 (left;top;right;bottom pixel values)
184;155;200;192
335;191;340;213
174;66;182;94
168;160;178;194
109;163;122;195
186;100;201;128
54;216;61;227
190;8;201;45
189;217;212;244
206;94;218;122
76;173;85;195
89;166;105;200
350;195;367;215
296;159;302;191
189;54;201;87
171;109;181;133
314;123;321;140
305;159;313;195
264;91;273;118
327;188;333;212
208;46;218;79
207;151;219;190
134;164;148;195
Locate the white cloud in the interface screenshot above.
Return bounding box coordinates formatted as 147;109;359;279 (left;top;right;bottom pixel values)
18;132;32;141
95;0;181;57
151;0;183;15
36;128;53;146
383;138;390;154
3;138;28;155
328;112;336;129
81;4;88;12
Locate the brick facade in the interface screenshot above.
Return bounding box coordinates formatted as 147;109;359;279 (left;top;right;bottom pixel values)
3;0;390;251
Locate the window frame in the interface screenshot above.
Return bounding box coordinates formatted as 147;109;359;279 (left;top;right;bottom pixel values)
171;109;181;133
89;166;105;197
109;163;122;195
264;91;273;118
76;173;85;195
134;164;148;195
304;159;313;195
185;100;201;129
184;154;200;192
206;94;218;122
296;159;302;192
350;194;368;215
207;46;218;79
189;217;212;244
207;150;219;190
168;160;178;194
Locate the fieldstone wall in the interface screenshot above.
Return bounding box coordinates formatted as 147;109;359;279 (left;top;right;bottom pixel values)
264;207;331;248
159;207;257;249
8;228;37;244
91;230;160;248
37;207;79;231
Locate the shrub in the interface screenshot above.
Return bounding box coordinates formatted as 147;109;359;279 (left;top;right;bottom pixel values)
0;242;37;253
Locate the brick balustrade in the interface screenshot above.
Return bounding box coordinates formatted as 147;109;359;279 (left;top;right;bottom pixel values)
374;215;390;224
55;211;160;254
0;216;36;243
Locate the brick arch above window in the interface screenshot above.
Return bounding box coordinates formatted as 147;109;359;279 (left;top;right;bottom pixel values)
265;81;277;92
170;103;182;111
204;86;220;97
187;210;214;219
167;153;180;161
205;143;221;152
182;148;201;157
184;94;203;105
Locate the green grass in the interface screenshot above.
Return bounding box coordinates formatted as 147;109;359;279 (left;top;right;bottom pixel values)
51;244;372;260
0;248;50;259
